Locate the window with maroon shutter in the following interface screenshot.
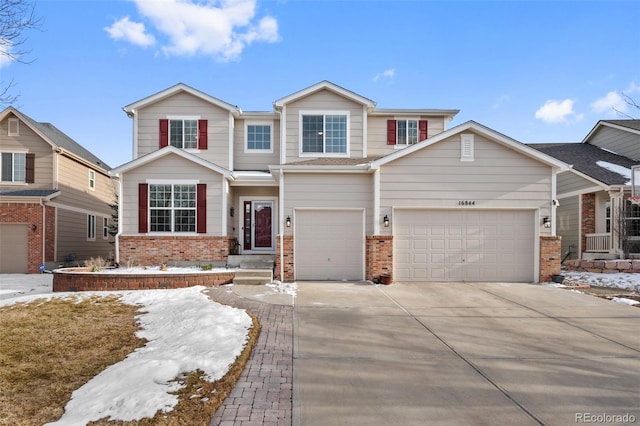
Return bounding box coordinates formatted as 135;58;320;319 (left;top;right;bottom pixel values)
159;119;169;148
387;120;397;145
419;120;428;141
197;183;206;233
138;183;149;233
25;153;35;183
197;120;208;150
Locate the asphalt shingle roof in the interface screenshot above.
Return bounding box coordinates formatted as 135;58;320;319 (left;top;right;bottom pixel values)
602;119;640;132
0;189;60;197
285;156;383;166
531;143;638;186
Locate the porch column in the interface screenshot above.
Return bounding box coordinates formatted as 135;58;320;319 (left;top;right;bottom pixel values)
580;193;596;257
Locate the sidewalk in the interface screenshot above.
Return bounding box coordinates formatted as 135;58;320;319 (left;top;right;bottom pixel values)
205;285;293;426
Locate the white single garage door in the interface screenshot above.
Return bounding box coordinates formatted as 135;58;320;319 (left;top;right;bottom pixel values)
0;224;29;273
295;210;365;280
395;210;535;282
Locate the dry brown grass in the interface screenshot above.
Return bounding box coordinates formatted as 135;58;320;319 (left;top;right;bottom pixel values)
0;295;260;426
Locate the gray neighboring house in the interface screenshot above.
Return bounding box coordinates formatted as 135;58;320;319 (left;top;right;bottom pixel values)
111;81;569;283
0;107;117;273
532;119;640;261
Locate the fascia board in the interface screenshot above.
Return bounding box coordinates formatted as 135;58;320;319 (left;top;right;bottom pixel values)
273;81;376;109
123;83;240;116
110;146;232;178
369;108;460;117
582;120;640;144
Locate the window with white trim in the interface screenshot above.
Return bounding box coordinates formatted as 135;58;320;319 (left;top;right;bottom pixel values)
170;119;198;149
149;184;196;232
1;152;26;182
103;217;109;238
8;118;19;136
246;123;272;152
87;215;96;240
396;119;418;145
89;170;96;190
301;112;348;155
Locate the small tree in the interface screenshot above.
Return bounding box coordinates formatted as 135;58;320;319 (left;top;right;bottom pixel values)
107;192;118;244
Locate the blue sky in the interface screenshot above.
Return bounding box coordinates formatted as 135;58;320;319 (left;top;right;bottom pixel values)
2;0;639;168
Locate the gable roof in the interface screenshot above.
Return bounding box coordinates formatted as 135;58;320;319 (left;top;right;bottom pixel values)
582;119;640;142
371;120;570;170
273;80;376;110
531;143;637;186
123;83;241;116
110;145;232;177
0;107;111;171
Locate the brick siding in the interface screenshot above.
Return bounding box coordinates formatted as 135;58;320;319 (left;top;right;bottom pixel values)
366;235;393;282
118;235;232;266
580;193;596;257
275;235;294;282
540;235;562;282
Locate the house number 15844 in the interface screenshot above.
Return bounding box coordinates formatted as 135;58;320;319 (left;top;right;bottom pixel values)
458;200;476;206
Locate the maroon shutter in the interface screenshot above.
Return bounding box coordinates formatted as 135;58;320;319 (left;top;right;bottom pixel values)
419;120;428;141
138;183;148;233
198;120;208;150
386;120;397;145
197;184;206;234
25;153;35;183
159;119;169;148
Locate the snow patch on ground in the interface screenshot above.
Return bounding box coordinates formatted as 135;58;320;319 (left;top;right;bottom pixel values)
562;271;640;292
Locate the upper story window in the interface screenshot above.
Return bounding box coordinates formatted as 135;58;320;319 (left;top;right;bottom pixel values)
89;170;96;190
8;118;19;136
387;119;428;146
159;118;208;150
246;123;272;152
301;111;349;155
1;152;26;182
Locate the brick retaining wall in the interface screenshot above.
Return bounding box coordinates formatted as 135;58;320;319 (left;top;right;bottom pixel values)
563;259;640;274
53;268;234;292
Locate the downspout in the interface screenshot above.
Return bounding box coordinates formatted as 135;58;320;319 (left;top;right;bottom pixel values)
115;175;123;265
40;199;46;266
279;168;284;281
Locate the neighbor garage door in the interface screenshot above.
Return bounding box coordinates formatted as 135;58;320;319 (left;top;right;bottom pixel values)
295;210;365;280
0;224;29;273
395;210;535;282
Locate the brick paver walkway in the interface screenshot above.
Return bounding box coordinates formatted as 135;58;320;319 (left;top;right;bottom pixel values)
205;286;293;426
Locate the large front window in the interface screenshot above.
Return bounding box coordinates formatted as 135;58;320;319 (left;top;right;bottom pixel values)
301;113;347;154
170;119;198;149
397;119;418;145
1;152;26;182
149;184;196;232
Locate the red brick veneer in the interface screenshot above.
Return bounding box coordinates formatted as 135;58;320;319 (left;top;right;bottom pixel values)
580;193;596;257
275;235;294;281
118;235;232;266
540;235;562;282
53;268;234;292
366;235;393;282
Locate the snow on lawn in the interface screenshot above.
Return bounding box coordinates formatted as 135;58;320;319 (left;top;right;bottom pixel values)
562;270;640;292
0;281;252;425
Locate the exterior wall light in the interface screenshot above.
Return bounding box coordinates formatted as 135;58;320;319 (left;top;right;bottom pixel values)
286;216;292;228
542;217;551;228
383;215;390;228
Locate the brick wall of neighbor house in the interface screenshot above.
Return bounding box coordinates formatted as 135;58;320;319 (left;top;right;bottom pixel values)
540;236;562;282
366;235;393;281
581;193;596;255
275;235;294;281
0;202;49;273
118;235;232;266
45;205;55;261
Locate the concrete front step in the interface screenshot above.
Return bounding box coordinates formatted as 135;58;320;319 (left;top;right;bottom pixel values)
227;254;275;270
233;268;273;285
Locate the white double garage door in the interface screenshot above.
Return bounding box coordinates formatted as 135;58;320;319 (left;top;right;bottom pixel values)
294;209;535;282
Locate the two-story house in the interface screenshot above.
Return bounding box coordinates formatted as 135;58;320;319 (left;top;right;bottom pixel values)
533;120;640;261
0;107;116;273
111;81;569;283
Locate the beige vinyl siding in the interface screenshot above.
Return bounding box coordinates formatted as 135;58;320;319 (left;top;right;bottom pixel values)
284;90;364;162
556;171;602;196
556;195;579;260
367;116;447;157
56;208;114;263
135;92;232;167
282;173;372;235
589;126;640;161
233;118;280;171
121;154;224;235
0;114;54;190
379;132;553;234
55;154;116;211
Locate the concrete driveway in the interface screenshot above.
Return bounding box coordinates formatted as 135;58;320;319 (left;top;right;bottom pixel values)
293;282;640;426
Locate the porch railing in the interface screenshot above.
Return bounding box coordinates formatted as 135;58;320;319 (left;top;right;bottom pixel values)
585;233;611;252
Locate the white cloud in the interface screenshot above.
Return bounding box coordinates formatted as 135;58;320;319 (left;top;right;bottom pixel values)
373;68;395;82
0;39;16;68
109;0;280;61
105;16;156;47
534;99;582;123
591;82;640;115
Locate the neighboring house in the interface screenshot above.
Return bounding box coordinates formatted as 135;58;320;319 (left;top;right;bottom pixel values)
533;120;640;261
111;81;569;282
0;107;116;273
